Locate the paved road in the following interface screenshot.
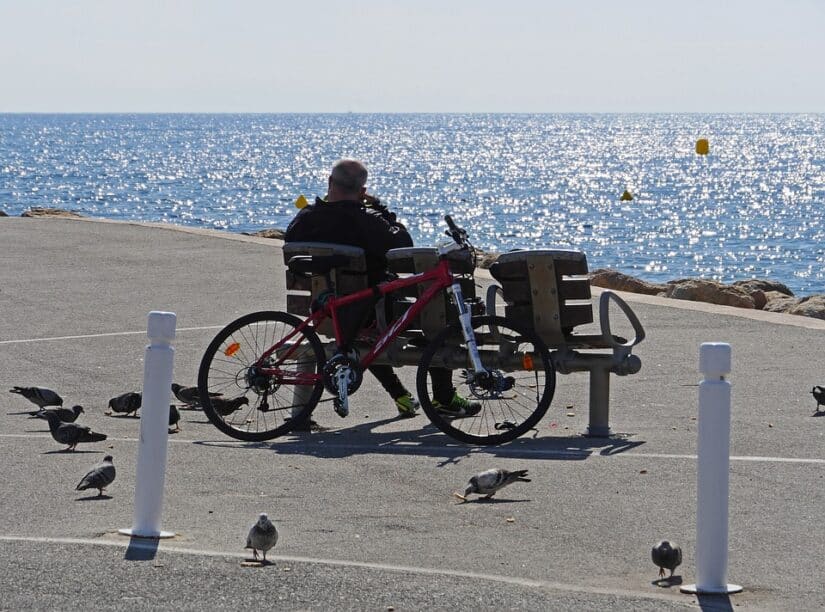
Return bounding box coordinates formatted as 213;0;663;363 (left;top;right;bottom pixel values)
1;216;824;611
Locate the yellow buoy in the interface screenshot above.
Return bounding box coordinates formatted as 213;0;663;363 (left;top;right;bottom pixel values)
695;138;709;155
620;190;633;201
294;194;309;209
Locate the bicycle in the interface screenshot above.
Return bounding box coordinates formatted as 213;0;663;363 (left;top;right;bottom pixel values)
197;216;556;445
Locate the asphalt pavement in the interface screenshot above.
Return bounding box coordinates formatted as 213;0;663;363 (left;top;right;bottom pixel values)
1;216;824;611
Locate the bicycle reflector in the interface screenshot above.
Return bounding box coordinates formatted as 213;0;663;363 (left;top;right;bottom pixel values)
522;353;534;370
224;342;241;357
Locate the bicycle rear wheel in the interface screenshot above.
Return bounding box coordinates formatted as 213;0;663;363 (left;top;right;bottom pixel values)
416;315;555;445
198;311;325;441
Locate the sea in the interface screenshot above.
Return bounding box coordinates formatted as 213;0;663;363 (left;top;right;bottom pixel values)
2;113;824;295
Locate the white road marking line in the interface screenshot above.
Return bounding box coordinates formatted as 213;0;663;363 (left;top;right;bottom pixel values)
0;534;685;604
1;434;823;464
0;325;223;345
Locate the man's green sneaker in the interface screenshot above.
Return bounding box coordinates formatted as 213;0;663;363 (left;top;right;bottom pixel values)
395;393;420;418
432;393;482;418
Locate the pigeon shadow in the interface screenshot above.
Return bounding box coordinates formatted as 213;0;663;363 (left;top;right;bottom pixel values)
458;498;531;504
124;536;160;561
651;575;683;588
42;448;104;454
75;494;113;501
697;593;734;612
811;411;825;418
193;416;645;466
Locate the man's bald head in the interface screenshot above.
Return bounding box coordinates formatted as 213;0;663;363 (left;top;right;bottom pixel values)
329;159;368;199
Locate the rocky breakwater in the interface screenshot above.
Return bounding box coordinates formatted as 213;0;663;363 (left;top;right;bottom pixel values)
590;268;825;321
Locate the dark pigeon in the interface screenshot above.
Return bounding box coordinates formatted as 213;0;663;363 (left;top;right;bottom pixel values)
245;513;278;563
651;540;683;579
76;455;116;497
41;411;107;451
30;405;85;423
811;386;825;413
211;396;249;417
171;383;220;409
454;468;531;502
9;386;63;409
106;391;142;417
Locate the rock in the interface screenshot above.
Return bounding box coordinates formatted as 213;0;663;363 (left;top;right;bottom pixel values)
748;289;767;310
590;268;668;295
245;228;285;240
787;295;825;320
21;207;83;218
664;279;756;309
763;294;798;313
732;279;794;297
475;250;499;269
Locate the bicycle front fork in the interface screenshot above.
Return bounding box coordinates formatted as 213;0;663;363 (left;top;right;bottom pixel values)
448;282;487;376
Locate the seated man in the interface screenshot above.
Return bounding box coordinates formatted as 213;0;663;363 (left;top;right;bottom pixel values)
284;159;480;419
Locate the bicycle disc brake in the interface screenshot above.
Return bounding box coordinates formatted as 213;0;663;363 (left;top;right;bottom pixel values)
461;368;515;399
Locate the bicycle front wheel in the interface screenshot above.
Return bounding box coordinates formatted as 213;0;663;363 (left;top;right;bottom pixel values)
198;311;325;441
416;315;555;445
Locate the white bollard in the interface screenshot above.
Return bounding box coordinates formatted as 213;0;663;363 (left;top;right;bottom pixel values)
119;311;177;539
682;343;742;595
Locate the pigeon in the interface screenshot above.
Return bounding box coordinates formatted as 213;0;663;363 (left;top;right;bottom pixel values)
41;411;107;451
106;391;142;417
76;455;116;497
168;404;181;432
211;395;249;417
453;468;531;501
29;405;85;423
245;513;278;563
9;386;63;409
171;383;220;409
651;540;683;579
811;386;825;413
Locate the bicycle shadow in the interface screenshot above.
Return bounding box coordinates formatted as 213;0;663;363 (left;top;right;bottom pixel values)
193;416;645;466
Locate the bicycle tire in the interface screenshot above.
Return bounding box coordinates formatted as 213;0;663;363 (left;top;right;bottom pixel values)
198;310;325;441
416;315;555;445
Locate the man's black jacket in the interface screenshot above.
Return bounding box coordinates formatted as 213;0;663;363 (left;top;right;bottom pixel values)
284;198;413;284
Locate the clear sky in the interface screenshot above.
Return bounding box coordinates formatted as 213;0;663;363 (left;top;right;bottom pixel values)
1;0;823;113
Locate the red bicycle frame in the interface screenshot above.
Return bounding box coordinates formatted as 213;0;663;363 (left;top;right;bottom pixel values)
256;256;460;383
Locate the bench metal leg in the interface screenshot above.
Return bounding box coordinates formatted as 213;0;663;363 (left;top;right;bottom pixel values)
584;366;612;437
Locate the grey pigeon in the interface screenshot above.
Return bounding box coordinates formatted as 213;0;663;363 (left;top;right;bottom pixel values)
10;386;63;409
454;468;531;501
211;395;249;417
41;411;107;451
245;513;278;563
106;391;142;417
651;540;683;579
76;455;116;497
171;383;220;409
168;404;181;432
29;405;85;423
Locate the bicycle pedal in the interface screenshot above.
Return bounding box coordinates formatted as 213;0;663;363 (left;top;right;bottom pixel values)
333;398;349;418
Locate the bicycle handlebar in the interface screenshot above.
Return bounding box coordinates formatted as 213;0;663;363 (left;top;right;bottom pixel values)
444;215;469;247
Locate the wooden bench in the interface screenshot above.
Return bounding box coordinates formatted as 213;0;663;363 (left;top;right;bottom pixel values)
488;249;645;436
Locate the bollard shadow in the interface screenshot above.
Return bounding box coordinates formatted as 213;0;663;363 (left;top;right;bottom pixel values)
696;593;734;612
193;416;645;466
124;536;160;561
